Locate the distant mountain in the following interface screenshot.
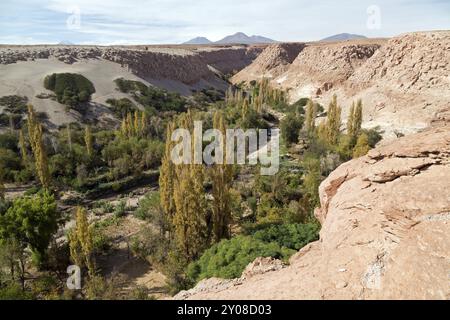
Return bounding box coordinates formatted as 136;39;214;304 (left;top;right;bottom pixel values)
215;32;276;44
183;37;212;45
58;40;76;45
320;33;367;42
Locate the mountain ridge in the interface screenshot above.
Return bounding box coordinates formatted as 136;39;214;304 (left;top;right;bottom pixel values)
183;32;276;45
320;33;367;42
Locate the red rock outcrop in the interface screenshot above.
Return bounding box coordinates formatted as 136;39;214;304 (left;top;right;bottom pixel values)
175;126;450;300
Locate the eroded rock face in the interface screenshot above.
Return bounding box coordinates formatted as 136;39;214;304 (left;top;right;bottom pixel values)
0;45;263;85
176;126;450;300
231;43;306;83
231;31;450;138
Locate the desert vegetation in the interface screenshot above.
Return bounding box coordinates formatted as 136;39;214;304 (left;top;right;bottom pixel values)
0;74;381;299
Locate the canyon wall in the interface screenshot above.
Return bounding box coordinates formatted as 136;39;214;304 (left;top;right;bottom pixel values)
232;31;450;138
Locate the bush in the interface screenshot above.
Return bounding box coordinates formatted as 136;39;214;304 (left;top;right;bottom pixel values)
113;200;127;218
113;78;186;113
0;95;28;114
43;73;95;107
280;113;303;145
134;192;160;221
252;223;320;251
186;236;294;284
0;191;59;266
0;132;19;152
105;98;137;118
0;283;33;300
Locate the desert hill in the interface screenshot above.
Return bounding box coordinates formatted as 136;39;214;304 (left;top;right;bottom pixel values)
232;31;450;138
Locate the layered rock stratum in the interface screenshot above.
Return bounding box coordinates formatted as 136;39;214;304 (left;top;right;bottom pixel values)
175;126;450;300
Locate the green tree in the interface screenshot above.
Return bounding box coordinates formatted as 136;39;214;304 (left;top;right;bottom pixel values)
172;111;207;261
305;99;316;134
324;95;342;145
210;112;233;242
84;125;94;157
68;207;94;276
0;191;59;266
280;112;303;145
27;105;51;189
0;238;28;290
353;133;370;158
159;121;176;222
347;99;363;141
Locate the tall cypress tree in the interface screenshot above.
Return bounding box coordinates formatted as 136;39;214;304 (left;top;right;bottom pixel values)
68;206;95;276
305;99;316;134
325;95;342;145
210;111;233;242
18;128;28;165
84;125;94;157
347;102;355;138
159;121;176;222
172;112;207;261
27;105;51;189
354;99;363;137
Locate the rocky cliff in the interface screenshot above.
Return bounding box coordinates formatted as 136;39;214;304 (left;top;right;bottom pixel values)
0;45;263;86
231;43;305;83
175;126;450;300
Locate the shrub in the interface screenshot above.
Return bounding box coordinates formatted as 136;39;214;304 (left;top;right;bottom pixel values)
186;236;294;283
113;78;186;113
252;223;320;251
0;95;28;114
134;191;160;221
43;73;95;107
0;283;33;300
113;200;127;218
0;133;19;152
105;98;137;118
280;112;303;145
0;191;59;266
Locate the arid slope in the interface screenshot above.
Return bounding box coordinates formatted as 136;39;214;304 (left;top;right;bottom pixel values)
232;31;450;138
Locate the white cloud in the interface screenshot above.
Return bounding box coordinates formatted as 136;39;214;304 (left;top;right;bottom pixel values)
0;0;449;44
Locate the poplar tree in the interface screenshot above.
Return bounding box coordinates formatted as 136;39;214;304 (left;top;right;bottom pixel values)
134;112;140;136
347;102;355;138
159;121;176;221
140;112;148;137
172;111;207;261
305;99;316;134
18;128;28;164
84;125;94;157
354;99;363;137
0;168;4;200
67;124;73;152
27;105;51;189
325;95;342;145
210;111;233;242
347;99;363;140
68;207;95;276
353;132;370;158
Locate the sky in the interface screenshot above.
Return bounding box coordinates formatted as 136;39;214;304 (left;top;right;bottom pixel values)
0;0;449;45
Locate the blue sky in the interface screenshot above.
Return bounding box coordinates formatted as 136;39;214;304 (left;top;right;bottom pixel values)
0;0;449;44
